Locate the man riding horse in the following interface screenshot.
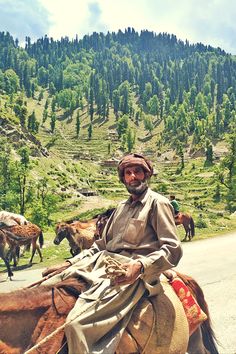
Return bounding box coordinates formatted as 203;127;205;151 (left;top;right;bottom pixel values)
170;195;180;218
43;153;183;354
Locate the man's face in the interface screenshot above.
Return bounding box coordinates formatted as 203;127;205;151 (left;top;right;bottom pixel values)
123;165;148;195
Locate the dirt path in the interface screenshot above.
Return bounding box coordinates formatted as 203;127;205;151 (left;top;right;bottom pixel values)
78;195;116;214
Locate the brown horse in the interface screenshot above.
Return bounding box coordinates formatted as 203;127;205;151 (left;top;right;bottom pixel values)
94;208;116;238
0;224;44;279
0;273;219;354
175;212;195;241
54;218;97;256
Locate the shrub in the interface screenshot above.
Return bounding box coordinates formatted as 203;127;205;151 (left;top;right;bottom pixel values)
195;216;208;228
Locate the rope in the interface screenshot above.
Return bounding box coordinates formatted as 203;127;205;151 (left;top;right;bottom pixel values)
24;256;127;353
104;256;126;280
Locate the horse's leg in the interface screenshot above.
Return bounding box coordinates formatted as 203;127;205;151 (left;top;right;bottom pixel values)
36;243;43;262
187;226;191;241
182;225;188;242
29;240;36;264
1;250;13;279
7;246;19;267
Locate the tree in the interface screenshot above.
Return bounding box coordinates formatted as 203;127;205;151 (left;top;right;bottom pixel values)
50;113;56;133
205;139;213;165
217;134;236;211
112;89;119;118
42;108;48;123
117;115;128;139
16;147;31;214
176;143;184;170
19;106;28;127
36;177;49;206
28;111;39;133
126;128;135;152
0;138;11;209
143;115;154;135
118;81;130;115
88;88;94;121
4;69;20;93
76;111;81;138
147;95;160;118
88;123;93;140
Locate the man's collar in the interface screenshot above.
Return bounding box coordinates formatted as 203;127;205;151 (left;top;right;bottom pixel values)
122;187;150;206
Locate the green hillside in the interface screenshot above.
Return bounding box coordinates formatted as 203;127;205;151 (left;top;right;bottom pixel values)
0;28;235;242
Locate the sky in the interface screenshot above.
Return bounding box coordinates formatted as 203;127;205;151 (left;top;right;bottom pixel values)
0;0;236;54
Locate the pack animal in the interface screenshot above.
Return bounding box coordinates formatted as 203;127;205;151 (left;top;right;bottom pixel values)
94;208;116;239
54;218;97;256
0;224;44;279
0;273;218;354
174;212;195;241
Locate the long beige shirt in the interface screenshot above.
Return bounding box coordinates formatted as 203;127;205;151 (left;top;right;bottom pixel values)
69;188;182;293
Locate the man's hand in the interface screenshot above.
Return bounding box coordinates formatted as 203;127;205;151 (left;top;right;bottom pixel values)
113;260;143;285
42;261;71;277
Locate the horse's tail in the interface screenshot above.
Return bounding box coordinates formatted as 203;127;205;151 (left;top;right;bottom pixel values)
39;231;44;248
175;271;219;354
190;217;195;237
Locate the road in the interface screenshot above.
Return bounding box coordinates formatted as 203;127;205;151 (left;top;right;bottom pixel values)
177;231;236;354
0;231;236;354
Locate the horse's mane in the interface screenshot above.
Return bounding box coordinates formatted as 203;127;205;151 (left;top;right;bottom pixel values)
0;286;52;312
94;208;116;219
0;278;86;312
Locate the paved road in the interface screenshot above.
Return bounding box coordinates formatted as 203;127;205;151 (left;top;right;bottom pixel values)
177;231;236;354
1;231;236;354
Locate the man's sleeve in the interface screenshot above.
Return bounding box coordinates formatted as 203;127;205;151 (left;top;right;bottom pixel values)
139;200;182;275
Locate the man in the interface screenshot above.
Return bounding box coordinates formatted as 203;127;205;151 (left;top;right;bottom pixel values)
43;153;182;354
170;195;180;217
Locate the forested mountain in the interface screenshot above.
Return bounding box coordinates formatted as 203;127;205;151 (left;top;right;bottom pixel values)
0;28;235;225
1;28;236;146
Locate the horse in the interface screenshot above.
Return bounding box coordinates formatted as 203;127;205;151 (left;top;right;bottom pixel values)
0;273;219;354
54;218;98;256
0;224;44;279
0;211;29;227
94;208;116;238
174;212;195;241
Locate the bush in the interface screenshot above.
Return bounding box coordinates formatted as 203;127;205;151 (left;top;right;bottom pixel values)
195;216;208;228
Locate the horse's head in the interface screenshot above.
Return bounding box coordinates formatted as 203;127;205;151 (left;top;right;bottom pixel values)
94;208;116;239
54;223;69;245
94;215;108;239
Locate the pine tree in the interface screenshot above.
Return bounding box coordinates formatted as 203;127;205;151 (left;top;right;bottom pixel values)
76;111;81;138
50;113;56;133
205;139;213;165
88;123;93;140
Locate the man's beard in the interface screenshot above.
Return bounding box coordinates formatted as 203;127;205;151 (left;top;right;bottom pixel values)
125;180;148;195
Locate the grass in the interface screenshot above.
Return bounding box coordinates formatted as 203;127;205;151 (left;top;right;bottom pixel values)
1;92;236;274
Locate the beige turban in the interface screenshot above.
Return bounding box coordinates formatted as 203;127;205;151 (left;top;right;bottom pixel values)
118;153;153;183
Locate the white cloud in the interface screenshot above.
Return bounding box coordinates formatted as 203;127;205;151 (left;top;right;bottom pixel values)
0;0;51;42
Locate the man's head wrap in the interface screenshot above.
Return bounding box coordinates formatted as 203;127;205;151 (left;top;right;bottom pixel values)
118;153;153;183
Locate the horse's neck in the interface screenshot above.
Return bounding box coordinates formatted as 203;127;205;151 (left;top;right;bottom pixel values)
67;233;78;248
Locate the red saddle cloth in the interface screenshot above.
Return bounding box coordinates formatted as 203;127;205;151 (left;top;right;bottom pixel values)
170;277;207;335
